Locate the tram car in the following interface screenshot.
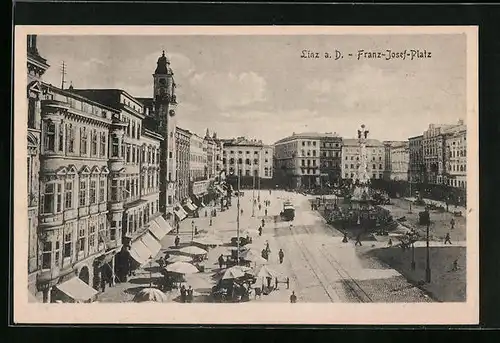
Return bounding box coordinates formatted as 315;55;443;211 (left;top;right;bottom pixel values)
280;201;295;221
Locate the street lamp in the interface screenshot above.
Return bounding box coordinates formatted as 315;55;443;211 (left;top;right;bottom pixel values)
252;172;256;217
191;220;195;241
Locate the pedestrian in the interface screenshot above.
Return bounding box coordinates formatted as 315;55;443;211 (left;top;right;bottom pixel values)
388;238;393;247
355;233;362;246
164;251;170;260
241;208;244;215
261;249;268;261
289;223;293;230
209;218;213;226
450;218;455;230
259;204;262;211
158;256;165;269
278;249;284;264
100;276;106;292
261;218;265;227
290;291;297;303
258;226;262;236
452;259;459;271
187;286;194;303
266;276;272;289
444;232;452;245
342;232;348;243
174;235;180;248
194;226;199;235
266;241;270;252
180;285;186;303
218;254;225;269
265;209;268;216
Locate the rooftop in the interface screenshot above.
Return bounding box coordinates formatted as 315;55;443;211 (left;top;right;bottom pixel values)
342;138;384;147
274;131;341;144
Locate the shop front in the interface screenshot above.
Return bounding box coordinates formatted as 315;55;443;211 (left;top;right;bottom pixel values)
191;180;210;207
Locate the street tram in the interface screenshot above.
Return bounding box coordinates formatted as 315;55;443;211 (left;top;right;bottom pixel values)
280;200;295;221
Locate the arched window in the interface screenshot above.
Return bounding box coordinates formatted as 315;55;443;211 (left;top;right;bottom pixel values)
44;120;56;151
238;158;242;164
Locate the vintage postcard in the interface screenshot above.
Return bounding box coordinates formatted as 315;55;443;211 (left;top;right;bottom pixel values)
14;26;478;324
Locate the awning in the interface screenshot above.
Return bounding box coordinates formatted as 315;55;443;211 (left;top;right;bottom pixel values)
184;200;197;212
174;206;187;221
55;277;98;303
140;232;162;258
148;217;169;241
129;239;153;265
155;216;174;234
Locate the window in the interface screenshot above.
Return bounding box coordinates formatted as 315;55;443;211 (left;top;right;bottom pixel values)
65;181;73;209
345;164;348;169
66;124;75;153
44;120;56;151
79;179;87;207
372;164;376;170
110;221;117;241
246;159;251;165
379;164;383;170
58;123;64;152
132;121;136;139
64;232;72;258
91;130;98;156
99;179;105;202
42;242;52;269
132;146;136;163
169;151;173;159
110;179;119;201
80;128;88;155
100;133;106;157
89;180;97;205
42;183;55;214
89;222;96;251
111;136;119;157
78;225;86;253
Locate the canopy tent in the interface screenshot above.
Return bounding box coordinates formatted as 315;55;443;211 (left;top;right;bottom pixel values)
165;261;199;275
174;206;188;222
129;239;154;266
140;233;162;259
133;288;169;303
55;277;98;303
148;216;173;241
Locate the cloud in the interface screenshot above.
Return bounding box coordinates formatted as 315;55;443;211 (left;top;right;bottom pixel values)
189;71;267;109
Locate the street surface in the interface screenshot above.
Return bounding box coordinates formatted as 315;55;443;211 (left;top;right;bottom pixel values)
98;190;436;303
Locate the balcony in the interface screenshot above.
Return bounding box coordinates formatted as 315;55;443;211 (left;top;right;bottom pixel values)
78;206;89;217
39;212;64;228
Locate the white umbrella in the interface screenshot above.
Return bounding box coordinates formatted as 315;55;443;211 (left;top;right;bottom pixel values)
165;261;199;275
193;236;223;246
179;246;208;256
133;288;169;303
166;255;193;263
255;265;281;278
240;249;267;264
221;265;254;280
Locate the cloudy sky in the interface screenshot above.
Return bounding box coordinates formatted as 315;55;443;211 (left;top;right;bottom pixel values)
38;34;466;144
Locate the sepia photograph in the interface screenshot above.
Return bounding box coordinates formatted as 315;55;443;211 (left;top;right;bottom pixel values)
14;26;478;324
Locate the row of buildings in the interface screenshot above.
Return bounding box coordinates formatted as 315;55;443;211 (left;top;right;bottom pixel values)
273;121;467;191
26;36;253;302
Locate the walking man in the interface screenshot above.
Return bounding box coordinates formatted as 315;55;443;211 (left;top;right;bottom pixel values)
278;249;284;264
258;226;262;237
265;209;268;216
261;218;265;227
355;233;362;246
450;218;455;230
444;232;452;245
388;238;393;247
290;291;297;303
187;286;194;303
258;203;262;211
218;254;225;269
174;235;180;248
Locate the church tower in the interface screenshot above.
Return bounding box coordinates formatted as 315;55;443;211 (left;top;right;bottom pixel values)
153;51;178;222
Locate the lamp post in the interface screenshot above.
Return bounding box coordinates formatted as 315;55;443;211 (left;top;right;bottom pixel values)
191;220;195;242
148;256;153;288
408;176;413;213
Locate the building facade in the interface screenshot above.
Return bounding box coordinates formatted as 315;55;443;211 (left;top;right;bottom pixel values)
175;127;192;203
390;142;410;181
273;133;320;189
422;123;457;185
444;121;467;189
408;135;424;183
319;133;342;187
190;132;207;182
27;34;50;299
221;137;273;180
36;83;124;303
341;139;385;181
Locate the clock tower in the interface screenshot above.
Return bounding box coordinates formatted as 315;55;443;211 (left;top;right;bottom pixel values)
153;51;178;222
